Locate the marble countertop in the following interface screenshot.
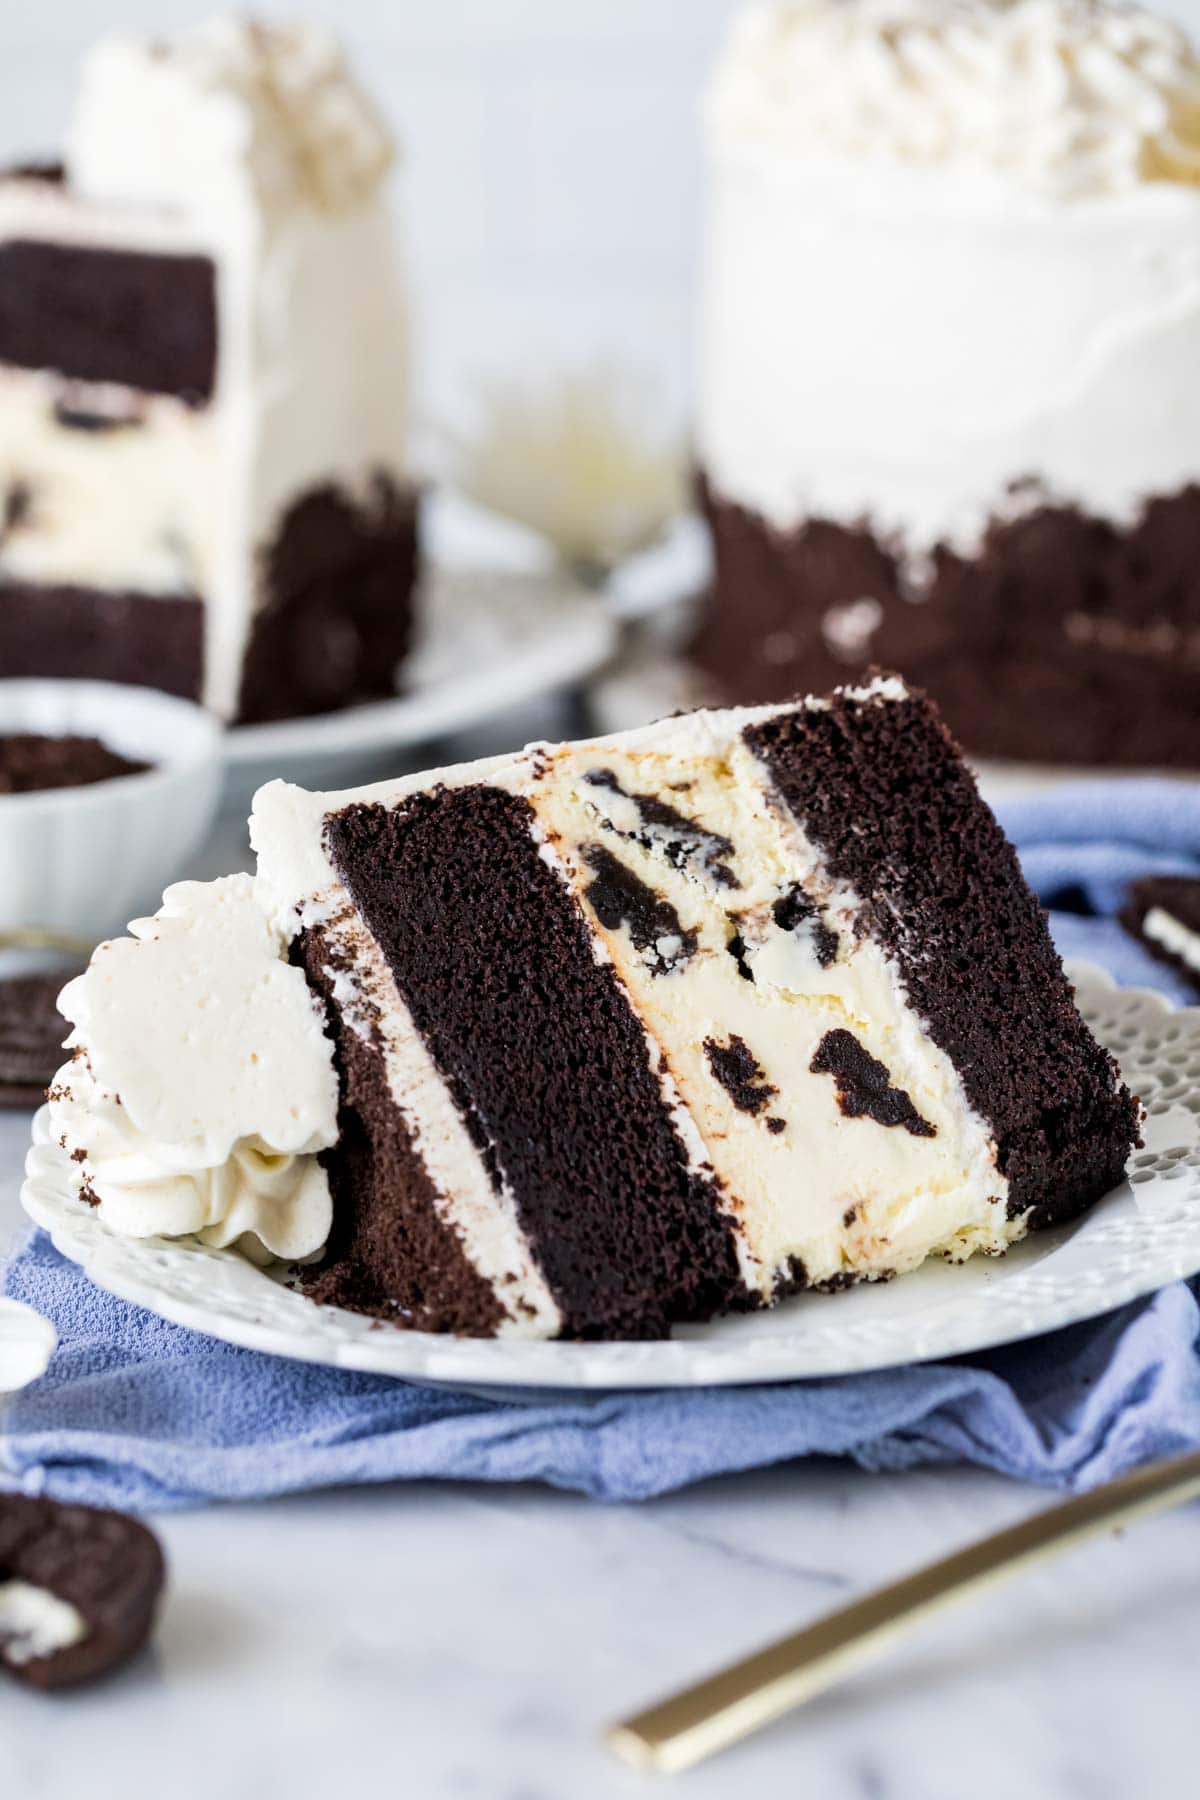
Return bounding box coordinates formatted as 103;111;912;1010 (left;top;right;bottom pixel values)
3;1113;1197;1800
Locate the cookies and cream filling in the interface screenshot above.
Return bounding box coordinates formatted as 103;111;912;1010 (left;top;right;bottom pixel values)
516;713;1015;1295
0;366;217;598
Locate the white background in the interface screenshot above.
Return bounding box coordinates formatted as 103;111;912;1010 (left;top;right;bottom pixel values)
0;0;739;458
6;0;1200;453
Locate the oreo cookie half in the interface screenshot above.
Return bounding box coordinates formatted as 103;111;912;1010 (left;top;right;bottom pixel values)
0;1496;165;1689
0;972;76;1111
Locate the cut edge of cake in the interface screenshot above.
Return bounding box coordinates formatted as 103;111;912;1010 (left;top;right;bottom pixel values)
48;674;1142;1342
0;21;418;725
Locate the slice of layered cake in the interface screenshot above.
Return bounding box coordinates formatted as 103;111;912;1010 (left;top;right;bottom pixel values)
694;0;1200;768
48;678;1140;1340
0;20;416;723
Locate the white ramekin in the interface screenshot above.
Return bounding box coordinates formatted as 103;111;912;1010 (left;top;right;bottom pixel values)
0;680;223;945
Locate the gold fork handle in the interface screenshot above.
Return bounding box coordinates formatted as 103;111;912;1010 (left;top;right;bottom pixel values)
608;1447;1200;1774
0;927;94;955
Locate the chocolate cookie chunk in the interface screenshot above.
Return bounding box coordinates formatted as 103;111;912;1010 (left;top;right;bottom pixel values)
0;973;76;1110
0;1495;165;1689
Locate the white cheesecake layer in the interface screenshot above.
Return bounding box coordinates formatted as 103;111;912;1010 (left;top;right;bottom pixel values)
0;366;216;596
519;722;1015;1294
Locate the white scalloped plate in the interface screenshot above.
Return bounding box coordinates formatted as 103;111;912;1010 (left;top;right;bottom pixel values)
19;963;1200;1390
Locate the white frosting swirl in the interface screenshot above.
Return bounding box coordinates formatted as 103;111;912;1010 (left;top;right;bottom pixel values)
72;18;393;217
709;0;1200;197
49;875;338;1263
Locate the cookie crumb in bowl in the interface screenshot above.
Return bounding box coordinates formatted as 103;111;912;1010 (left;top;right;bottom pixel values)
0;733;151;796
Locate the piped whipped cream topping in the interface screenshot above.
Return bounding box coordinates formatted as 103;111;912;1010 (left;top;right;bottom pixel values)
49;875;338;1262
710;0;1200;198
72;18;394;216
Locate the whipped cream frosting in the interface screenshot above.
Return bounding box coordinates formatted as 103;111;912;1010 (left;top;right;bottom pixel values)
699;0;1200;555
71;19;393;218
710;0;1200;198
49;875;338;1262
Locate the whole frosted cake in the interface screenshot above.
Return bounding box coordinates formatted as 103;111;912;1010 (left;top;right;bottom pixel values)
693;0;1200;767
0;19;415;723
47;677;1139;1340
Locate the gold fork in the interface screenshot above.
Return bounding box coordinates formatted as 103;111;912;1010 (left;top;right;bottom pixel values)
608;1447;1200;1774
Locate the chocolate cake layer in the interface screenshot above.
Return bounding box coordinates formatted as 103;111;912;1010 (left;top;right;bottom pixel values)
322;784;744;1339
697;479;1200;767
0;240;217;402
0;582;204;699
297;934;506;1335
744;686;1140;1226
236;477;420;724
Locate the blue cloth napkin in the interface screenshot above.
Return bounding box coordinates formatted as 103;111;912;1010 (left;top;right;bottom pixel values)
3;777;1200;1513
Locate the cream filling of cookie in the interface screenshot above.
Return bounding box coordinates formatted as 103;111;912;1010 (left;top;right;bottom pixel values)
520;722;1019;1294
1144;906;1200;975
0;1581;88;1666
0;366;217;596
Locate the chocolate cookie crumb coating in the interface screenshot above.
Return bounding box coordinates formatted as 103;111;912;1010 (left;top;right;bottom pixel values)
696;479;1200;768
0;733;150;795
